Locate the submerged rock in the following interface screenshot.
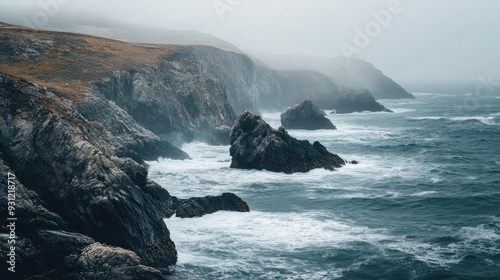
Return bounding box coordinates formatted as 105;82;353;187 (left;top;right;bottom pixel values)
176;193;250;218
281;100;336;130
229;111;345;174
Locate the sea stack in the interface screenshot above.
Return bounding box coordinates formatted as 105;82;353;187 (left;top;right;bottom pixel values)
229;111;345;174
329;90;393;114
280;100;336;130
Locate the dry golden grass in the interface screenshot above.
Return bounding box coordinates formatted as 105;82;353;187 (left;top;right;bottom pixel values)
0;22;180;100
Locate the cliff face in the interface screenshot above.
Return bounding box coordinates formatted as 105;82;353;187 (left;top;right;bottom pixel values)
247;52;414;100
161;46;267;114
332;57;415;99
147;46;381;115
92;61;237;145
0;73;178;278
76;94;189;162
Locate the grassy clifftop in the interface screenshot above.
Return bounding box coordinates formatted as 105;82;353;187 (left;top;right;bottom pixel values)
0;22;179;98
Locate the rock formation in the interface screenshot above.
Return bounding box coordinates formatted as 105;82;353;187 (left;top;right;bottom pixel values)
230;112;345;173
175;193;250;218
328;90;393;114
0;73;178;278
281;100;336;130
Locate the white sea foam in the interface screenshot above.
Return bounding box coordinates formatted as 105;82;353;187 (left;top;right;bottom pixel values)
431;177;442;183
167;210;496;275
390;219;500;268
411;191;438;197
166;211;391;279
450;116;497;125
385;239;464;267
390;108;417;114
409;116;447;120
169;211;389;252
412;93;448;96
167;210;388;277
408;116;498;125
459;225;500;243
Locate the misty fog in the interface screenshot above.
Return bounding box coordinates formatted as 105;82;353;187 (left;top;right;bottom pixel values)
1;0;499;89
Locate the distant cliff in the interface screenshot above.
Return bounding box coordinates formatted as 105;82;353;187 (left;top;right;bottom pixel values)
152;47;390;116
247;52;414;100
331;57;415;99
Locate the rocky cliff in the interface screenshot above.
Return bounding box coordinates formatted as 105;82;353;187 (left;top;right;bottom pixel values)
0;73;178;278
332;57;415;99
249;52;414;100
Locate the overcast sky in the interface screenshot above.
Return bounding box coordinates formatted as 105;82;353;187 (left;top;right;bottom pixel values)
1;0;499;83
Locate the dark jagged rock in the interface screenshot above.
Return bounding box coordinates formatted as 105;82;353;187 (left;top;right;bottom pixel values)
76;96;190;162
0;149;96;279
110;156;177;218
230;112;345;174
328;90;393;114
142;179;177;219
0;73;177;278
93;65;237;146
62;243;166;280
175;193;250;218
281;100;336;130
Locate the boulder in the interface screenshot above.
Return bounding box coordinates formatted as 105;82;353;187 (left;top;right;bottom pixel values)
281;100;336;130
62;243;166;280
176;193;250;218
230;111;345;173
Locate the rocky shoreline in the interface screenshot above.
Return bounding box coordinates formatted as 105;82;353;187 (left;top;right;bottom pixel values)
0;22;412;279
0;73;249;279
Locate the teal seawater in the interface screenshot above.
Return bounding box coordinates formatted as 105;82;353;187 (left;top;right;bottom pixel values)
148;93;500;280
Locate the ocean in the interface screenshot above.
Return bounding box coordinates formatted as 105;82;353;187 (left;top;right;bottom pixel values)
147;93;500;280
